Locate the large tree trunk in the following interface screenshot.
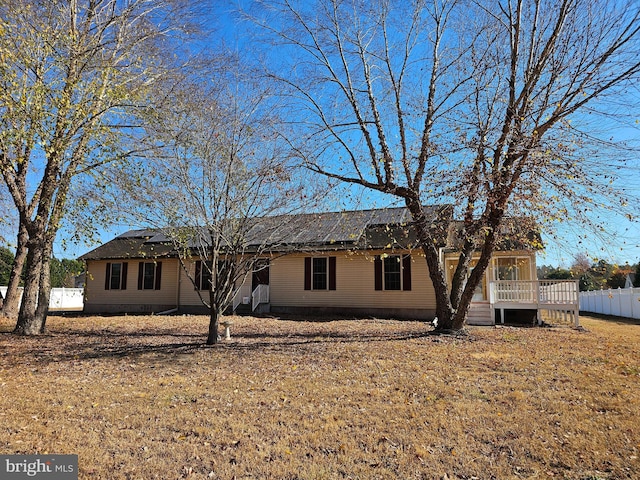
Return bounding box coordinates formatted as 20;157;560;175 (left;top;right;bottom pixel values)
405;196;501;333
206;310;220;345
13;238;46;335
404;197;458;331
36;252;52;333
206;288;220;345
1;223;28;318
451;230;497;328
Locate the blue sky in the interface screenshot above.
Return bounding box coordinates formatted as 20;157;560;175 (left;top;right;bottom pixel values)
5;1;640;270
65;2;640;267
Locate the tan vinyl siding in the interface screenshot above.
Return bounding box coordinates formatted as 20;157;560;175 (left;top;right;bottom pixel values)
177;259;250;307
269;251;436;310
179;260;206;306
84;259;179;310
85;250;536;316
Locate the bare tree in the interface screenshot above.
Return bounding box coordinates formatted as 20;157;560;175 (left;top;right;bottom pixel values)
247;0;640;331
114;64;322;344
0;0;199;333
0;224;28;318
571;253;592;278
0;183;25;317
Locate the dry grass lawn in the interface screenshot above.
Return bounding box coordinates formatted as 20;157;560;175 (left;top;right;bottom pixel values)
0;313;639;479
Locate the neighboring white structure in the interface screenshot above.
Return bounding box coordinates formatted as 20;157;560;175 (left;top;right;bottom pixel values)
0;287;84;312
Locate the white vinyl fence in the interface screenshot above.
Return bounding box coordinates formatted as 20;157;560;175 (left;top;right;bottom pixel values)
0;286;84;311
579;288;640;320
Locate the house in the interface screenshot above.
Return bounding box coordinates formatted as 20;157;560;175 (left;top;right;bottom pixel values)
625;273;636;289
78;206;579;326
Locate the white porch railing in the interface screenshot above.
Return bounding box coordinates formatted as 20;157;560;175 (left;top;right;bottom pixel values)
539;280;580;305
489;280;579;305
231;284;269;313
490;280;537;303
252;284;269;312
232;284;252;312
489;280;580;326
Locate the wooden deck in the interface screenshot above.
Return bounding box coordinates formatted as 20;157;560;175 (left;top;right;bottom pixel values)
487;280;580;327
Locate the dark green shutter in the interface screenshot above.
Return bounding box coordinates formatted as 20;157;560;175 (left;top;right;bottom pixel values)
402;255;412;291
155;262;162;290
195;261;202;290
105;263;111;290
138;262;144;290
304;257;311;290
121;262;128;290
329;257;336;290
374;256;383;291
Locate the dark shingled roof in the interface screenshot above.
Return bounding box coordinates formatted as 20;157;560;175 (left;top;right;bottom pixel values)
244;206;446;248
79;205;451;260
444;217;543;252
78;230;176;261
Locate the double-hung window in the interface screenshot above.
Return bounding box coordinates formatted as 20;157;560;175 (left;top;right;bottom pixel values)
304;257;336;290
195;260;213;291
138;261;162;290
383;255;402;290
194;260;234;291
105;262;128;290
313;257;328;290
374;254;412;291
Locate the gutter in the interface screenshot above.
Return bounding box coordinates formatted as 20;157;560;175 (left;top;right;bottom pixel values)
176;259;181;313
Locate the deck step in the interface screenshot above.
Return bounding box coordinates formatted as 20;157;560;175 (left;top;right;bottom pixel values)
234;304;252;315
467;302;493;326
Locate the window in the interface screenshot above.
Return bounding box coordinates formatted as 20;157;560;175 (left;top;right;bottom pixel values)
375;254;411;291
313;257;328;290
138;262;162;290
195;260;232;290
383;256;402;290
195;260;212;290
304;257;336;290
105;262;128;290
495;258;519;281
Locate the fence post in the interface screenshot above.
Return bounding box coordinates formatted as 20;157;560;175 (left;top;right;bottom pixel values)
617;288;622;317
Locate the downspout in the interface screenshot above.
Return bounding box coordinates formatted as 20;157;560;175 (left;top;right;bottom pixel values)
175;257;181;313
